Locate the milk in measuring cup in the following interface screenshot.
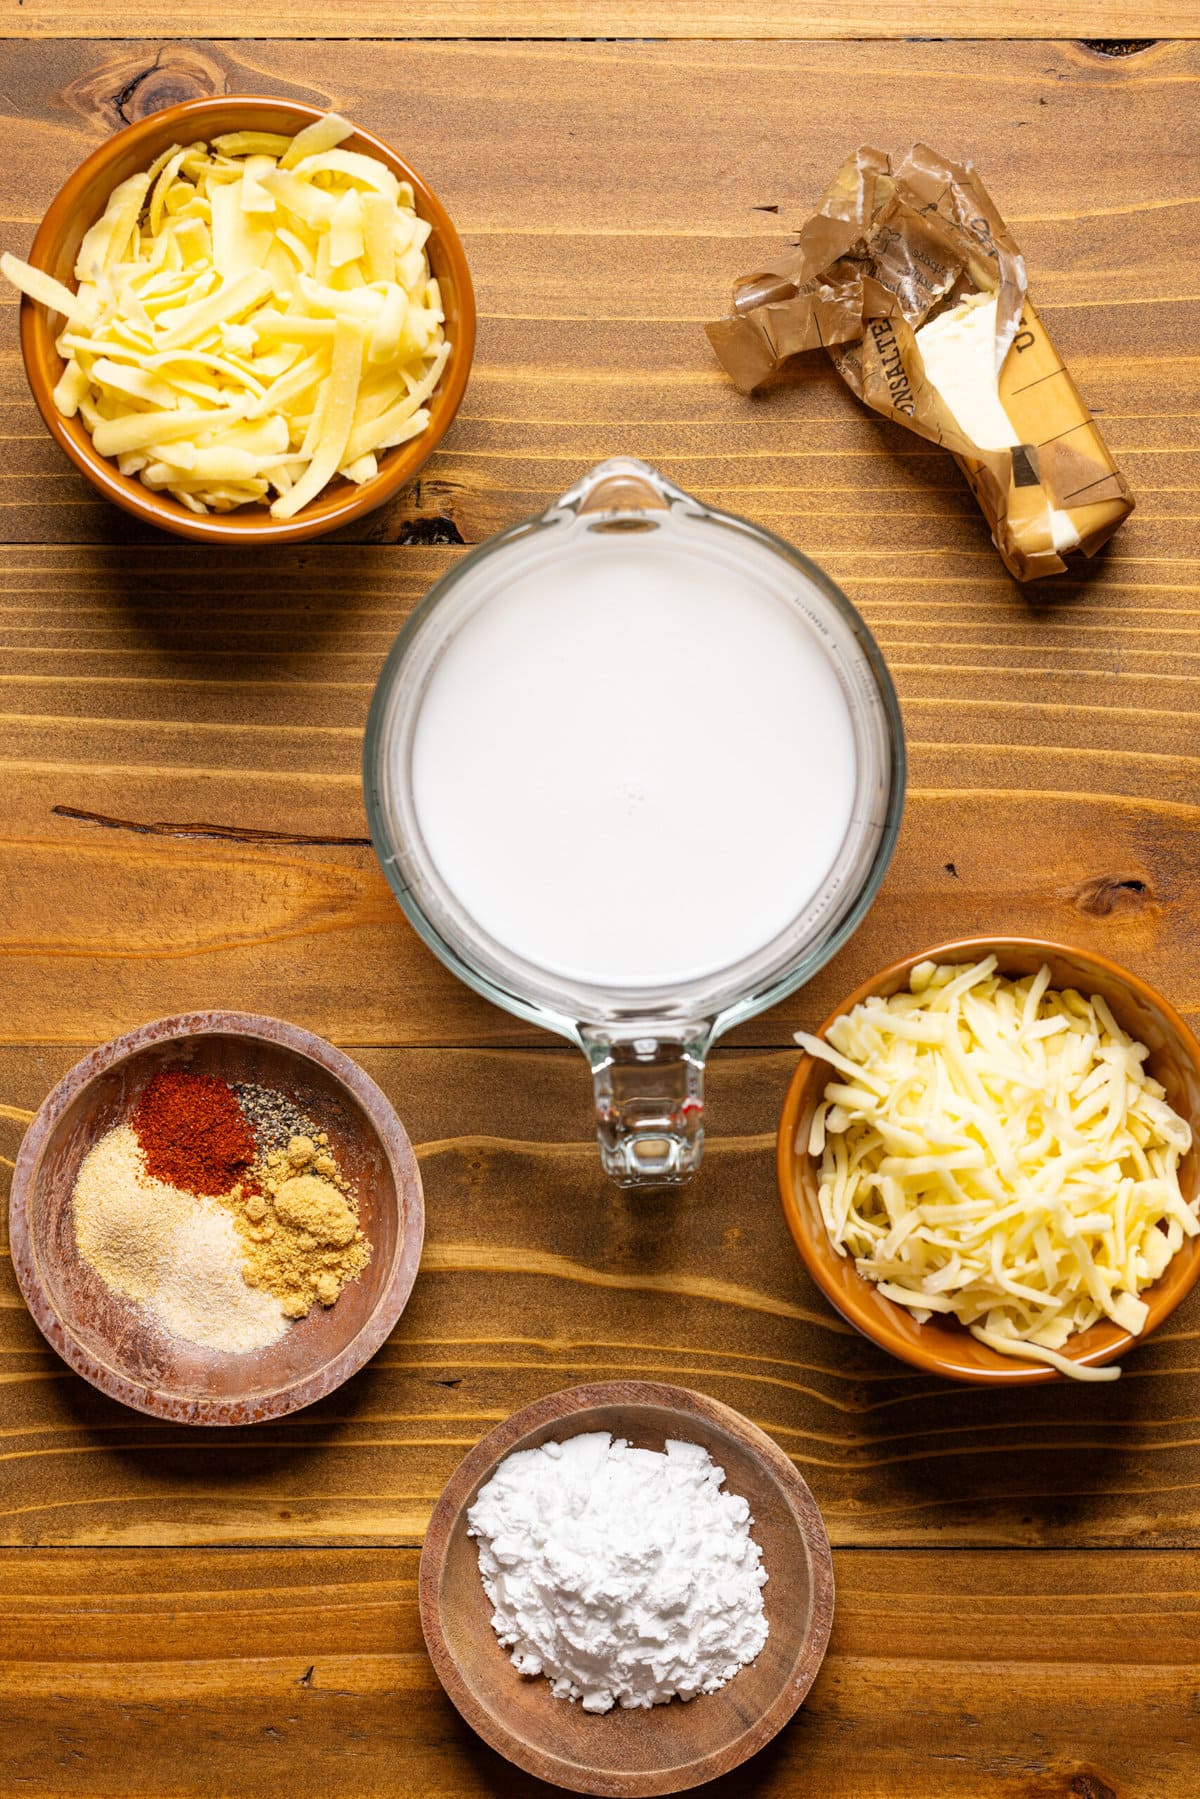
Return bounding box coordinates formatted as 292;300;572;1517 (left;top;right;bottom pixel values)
408;532;858;989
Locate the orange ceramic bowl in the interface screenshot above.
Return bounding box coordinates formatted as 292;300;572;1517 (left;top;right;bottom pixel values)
778;937;1200;1384
15;96;475;543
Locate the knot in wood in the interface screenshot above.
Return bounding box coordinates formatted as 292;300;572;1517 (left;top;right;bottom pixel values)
115;54;224;124
1070;1773;1119;1799
63;47;227;133
1072;876;1150;918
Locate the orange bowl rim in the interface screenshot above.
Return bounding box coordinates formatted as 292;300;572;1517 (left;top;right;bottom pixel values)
17;94;476;544
776;934;1200;1385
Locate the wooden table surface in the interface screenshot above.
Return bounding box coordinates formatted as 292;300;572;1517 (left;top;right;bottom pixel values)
2;11;1199;1797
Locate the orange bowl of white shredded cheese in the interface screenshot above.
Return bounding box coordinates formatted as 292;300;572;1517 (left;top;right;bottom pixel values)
778;937;1200;1384
5;96;474;542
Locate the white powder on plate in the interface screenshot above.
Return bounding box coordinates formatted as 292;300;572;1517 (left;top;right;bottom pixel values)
72;1123;288;1355
466;1430;769;1712
152;1204;289;1353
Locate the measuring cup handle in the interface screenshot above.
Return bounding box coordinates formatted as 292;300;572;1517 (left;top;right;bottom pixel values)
581;1026;710;1187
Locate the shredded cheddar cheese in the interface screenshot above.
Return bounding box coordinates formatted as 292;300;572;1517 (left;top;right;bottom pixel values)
1;111;449;519
796;958;1196;1381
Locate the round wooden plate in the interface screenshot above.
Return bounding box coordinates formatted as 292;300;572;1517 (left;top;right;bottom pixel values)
9;1011;425;1424
419;1380;835;1796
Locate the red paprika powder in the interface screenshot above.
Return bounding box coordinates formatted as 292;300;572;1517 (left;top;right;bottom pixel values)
132;1069;257;1195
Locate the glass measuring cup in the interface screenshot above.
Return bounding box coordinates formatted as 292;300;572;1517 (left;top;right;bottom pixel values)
363;458;905;1186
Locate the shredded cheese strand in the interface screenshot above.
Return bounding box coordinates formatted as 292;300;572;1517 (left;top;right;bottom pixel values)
797;960;1196;1381
1;111;448;517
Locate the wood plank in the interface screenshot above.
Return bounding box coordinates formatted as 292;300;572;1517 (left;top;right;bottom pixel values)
1;39;1197;543
0;47;1196;1039
4;1045;1200;1549
1;1545;1195;1797
4;4;1199;40
0;32;1195;1799
0;539;1197;1046
0;33;1198;1557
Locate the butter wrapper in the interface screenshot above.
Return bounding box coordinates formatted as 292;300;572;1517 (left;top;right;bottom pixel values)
706;144;1133;580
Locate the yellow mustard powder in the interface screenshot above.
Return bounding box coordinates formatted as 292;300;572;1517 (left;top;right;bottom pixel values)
227;1135;371;1319
273;1173;358;1246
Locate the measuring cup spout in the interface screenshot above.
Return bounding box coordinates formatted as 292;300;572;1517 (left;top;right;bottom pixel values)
546;456;692;523
580;1024;711;1187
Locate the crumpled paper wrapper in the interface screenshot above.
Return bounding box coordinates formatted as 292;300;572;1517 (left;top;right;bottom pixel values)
706;144;1133;580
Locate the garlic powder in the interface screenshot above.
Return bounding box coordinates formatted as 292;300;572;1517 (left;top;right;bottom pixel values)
71;1123;287;1354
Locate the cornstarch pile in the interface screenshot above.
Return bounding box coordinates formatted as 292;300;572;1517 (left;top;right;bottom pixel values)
467;1431;769;1713
70;1069;372;1354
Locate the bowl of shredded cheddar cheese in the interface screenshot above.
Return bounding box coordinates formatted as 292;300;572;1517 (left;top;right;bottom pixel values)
778;938;1200;1384
5;97;474;541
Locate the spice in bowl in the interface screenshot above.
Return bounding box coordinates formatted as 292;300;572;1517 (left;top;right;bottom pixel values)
467;1432;769;1712
235;1131;370;1318
72;1122;287;1354
233;1082;318;1154
70;1068;372;1353
133;1067;256;1192
796;956;1197;1380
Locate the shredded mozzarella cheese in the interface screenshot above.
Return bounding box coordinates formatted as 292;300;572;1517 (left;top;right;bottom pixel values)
796;958;1196;1381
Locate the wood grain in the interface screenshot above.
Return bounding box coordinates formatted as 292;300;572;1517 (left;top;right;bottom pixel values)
1;1546;1196;1798
3;41;1197;543
0;534;1197;1046
2;26;1199;1797
3;4;1199;40
4;1043;1200;1550
0;47;1197;1045
0;34;1198;1565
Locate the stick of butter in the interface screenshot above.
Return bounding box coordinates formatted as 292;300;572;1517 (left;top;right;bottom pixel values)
706;143;1133;581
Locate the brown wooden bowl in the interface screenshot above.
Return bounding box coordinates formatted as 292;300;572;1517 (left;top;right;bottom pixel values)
419;1380;835;1796
16;96;475;543
9;1012;424;1423
778;936;1200;1384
